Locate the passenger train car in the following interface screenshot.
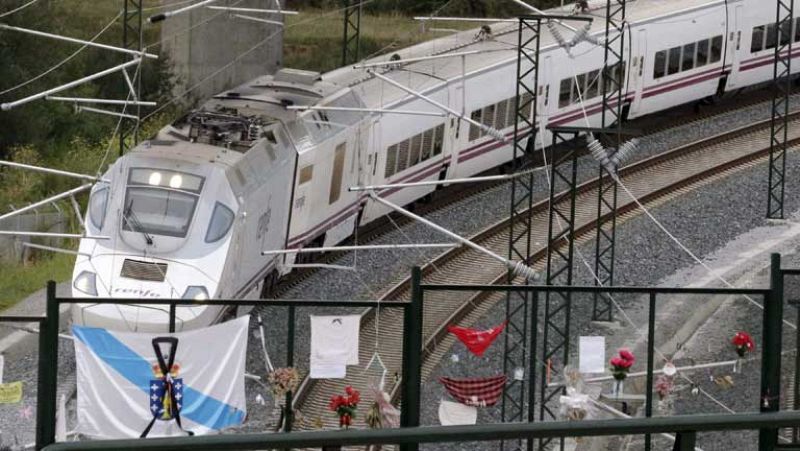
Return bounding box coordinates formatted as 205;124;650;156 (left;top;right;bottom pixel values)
72;0;798;331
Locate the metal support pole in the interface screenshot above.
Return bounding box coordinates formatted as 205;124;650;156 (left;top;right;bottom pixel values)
592;0;626;322
767;0;794;219
341;0;361;66
760;253;784;449
401;267;424;451
503;18;541;446
36;281;59;450
645;292;656;451
540;128;580;450
120;0;143;157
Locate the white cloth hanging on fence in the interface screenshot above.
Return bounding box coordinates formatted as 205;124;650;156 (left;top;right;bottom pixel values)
438;400;477;426
310;315;360;379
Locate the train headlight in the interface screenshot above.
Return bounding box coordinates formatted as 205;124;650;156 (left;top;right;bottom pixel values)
182;286;209;301
73;271;98;296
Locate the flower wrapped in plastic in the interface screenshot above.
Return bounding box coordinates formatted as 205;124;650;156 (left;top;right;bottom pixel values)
267;367;300;399
559;387;591;421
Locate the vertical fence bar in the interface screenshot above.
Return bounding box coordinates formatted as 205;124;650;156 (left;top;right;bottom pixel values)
527;290;540;451
401;267;424;451
168;302;176;333
760;253;784;450
645;291;656;451
794;303;800;443
284;305;296;433
36;281;59;449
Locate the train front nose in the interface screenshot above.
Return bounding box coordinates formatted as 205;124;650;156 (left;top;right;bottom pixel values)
71;255;222;332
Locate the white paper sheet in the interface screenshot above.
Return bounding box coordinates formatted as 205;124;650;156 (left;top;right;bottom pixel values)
310;364;346;379
579;336;605;373
438;400;477;426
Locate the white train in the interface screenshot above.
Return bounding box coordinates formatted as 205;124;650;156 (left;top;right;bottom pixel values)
72;0;796;331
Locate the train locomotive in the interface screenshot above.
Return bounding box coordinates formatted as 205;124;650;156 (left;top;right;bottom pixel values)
71;0;796;331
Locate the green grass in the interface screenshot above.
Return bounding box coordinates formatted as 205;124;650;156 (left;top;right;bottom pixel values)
0;253;74;311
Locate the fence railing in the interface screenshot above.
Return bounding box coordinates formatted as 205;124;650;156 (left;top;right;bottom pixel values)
4;253;793;450
40;410;800;451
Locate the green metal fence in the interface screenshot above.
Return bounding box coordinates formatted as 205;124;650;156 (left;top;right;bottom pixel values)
6;253;794;450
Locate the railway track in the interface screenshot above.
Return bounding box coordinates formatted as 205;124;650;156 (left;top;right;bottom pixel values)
287;109;800;431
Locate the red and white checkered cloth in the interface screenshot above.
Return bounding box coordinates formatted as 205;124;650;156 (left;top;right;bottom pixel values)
439;375;507;407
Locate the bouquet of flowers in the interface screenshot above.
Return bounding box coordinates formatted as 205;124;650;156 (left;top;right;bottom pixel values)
610;349;635;380
609;349;635;397
267;367;300;399
329;386;360;428
731;331;755;373
654;374;675;414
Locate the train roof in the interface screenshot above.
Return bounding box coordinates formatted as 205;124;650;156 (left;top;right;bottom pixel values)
321;0;725;110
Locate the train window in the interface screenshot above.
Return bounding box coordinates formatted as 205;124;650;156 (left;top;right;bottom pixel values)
795;18;800;42
696;39;709;67
385;145;397;177
205;202;235;243
483;104;497;129
765;24;777;49
667;47;681;75
520;92;534;118
329;143;346;204
653;50;667;79
421;129;434;161
409;134;422;166
781;20;792;46
469;109;482;141
89;186;109;230
495;99;508;129
586;70;600;99
559;78;572;107
682;42;696;71
433;124;444;156
572;73;586;103
299;165;314;184
396;139;410;173
710;35;723;62
751;26;765;53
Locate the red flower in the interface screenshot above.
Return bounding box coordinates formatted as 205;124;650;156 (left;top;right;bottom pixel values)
619;349;635;364
610;357;633;369
731;332;755;351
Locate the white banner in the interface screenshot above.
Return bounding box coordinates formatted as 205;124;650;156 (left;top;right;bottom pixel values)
73;315;249;439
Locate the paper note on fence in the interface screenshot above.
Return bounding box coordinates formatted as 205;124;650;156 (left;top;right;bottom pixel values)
579;336;605;373
0;381;23;404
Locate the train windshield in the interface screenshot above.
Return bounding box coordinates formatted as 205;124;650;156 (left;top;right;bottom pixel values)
122;168;204;238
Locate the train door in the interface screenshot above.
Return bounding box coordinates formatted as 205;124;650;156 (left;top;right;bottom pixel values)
535;56;553;148
629;28;648;117
726;5;744;89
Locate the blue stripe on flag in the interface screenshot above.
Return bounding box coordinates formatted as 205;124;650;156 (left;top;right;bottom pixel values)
73;326;245;430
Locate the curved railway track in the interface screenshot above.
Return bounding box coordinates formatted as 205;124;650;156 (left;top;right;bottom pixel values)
273;87;798;298
286;108;800;431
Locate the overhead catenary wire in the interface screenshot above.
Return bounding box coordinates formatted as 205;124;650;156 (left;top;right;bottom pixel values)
0;0;39;19
0;10;122;97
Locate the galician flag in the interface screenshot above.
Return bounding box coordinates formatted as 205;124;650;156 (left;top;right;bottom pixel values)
73;315;249;439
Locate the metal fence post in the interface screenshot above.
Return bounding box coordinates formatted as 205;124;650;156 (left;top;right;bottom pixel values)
284;305;296;433
760;253;784;450
36;281;59;449
400;267;424;451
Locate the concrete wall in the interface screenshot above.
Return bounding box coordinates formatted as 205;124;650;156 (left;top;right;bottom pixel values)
0;212;67;263
159;0;285;103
